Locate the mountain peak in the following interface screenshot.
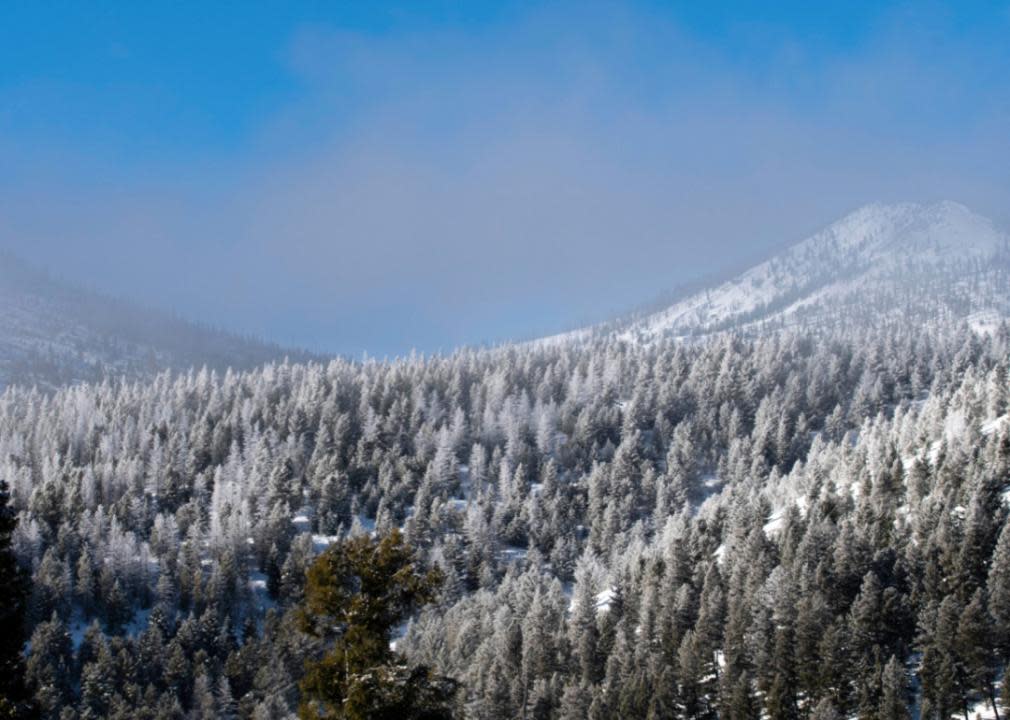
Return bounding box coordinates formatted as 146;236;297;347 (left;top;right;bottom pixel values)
608;201;1009;343
802;201;1003;261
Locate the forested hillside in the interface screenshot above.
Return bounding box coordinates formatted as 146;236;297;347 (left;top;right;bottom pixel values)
4;318;1010;718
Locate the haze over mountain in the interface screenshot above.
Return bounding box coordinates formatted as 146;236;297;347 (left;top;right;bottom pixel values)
5;200;1006;391
0;253;316;389
547;201;1010;346
4;3;1008;358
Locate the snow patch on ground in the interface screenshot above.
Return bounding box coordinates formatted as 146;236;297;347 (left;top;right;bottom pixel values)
566;586;618;615
763;495;810;538
697;473;724;505
502;546;528;563
964;692;1004;719
248;570;277;611
927;440;943;466
968;309;1004;336
763;509;785;536
595;588;617;614
982;414;1008;436
311;534;341;552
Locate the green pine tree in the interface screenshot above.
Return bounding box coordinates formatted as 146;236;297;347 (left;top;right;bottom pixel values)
298;530;456;720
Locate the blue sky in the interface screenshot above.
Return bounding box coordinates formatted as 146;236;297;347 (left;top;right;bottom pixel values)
2;1;1009;355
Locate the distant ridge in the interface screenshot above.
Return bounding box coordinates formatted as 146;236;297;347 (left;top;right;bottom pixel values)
0;252;320;389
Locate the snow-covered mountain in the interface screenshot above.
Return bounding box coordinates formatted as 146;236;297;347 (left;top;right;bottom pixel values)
0;253;316;389
563;201;1010;345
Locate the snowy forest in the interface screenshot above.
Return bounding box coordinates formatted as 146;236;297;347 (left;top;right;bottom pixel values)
5;0;1010;716
2;318;1010;719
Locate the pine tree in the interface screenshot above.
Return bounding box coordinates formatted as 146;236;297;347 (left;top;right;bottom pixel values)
794;590;830;701
570;558;602;684
849;571;884;662
557;681;592;720
724;672;760;720
74;548;98;618
163;640;192;710
79;644;118;720
957;589;999;718
920;595;967;720
766;671;799;720
878;655;910;720
855;650;883;719
191;666;218;719
677;629;705;718
0;479;34;719
217;675;238;720
646;666;678;720
989;521;1010;657
26;613;74;719
298;530;456;719
102;577;131;634
32;548;71;623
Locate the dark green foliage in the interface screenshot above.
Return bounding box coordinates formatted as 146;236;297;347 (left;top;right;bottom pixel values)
298;531;456;719
0;480;34;719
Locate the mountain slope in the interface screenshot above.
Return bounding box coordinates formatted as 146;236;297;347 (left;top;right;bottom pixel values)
606;201;1010;343
0;253;317;389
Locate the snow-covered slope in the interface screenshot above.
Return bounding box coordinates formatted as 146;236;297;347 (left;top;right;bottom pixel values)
610;201;1010;343
0;253;316;389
